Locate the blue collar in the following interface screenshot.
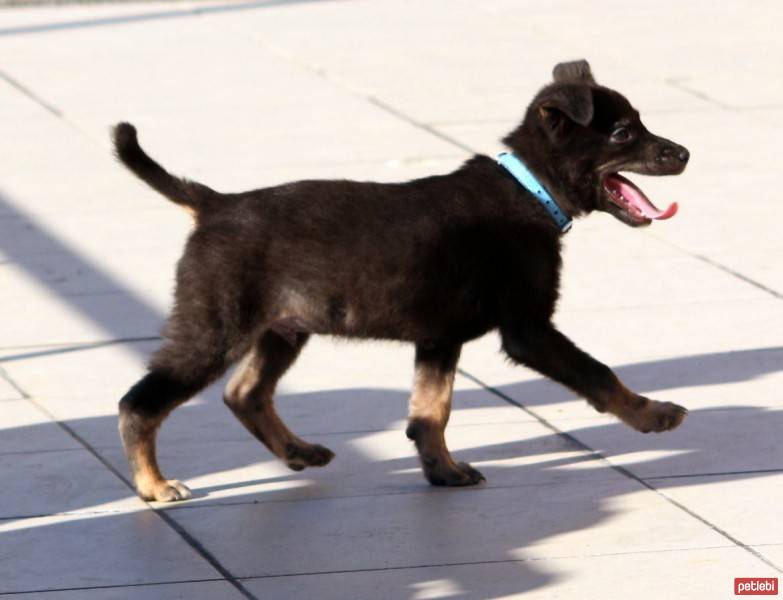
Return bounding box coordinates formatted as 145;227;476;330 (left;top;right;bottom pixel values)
497;152;572;233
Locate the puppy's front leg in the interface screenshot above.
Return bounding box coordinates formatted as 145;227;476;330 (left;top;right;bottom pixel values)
500;323;687;432
406;344;485;486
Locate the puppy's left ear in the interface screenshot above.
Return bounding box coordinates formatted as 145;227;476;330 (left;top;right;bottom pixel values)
553;60;596;85
538;85;594;128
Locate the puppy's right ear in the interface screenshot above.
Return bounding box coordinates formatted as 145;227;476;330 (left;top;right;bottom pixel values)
553;60;595;85
538;85;594;128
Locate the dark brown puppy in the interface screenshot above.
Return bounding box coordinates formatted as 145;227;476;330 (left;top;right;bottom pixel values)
115;60;690;502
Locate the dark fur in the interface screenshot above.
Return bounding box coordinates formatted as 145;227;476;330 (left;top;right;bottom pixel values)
116;60;690;501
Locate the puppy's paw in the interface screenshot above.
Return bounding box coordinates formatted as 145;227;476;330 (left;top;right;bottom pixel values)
423;459;486;487
285;442;335;471
139;479;192;502
624;398;688;433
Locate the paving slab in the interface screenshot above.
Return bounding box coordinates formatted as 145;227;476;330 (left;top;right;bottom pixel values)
755;545;783;572
166;475;731;579
550;407;783;480
242;546;779;600
753;107;783;127
0;372;23;400
0;399;79;453
0;291;161;347
648;473;783;547
0;581;246;600
0;510;220;594
0;447;143;518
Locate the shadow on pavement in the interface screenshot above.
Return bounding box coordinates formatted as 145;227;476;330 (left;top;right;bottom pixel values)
1;355;782;596
1;178;782;597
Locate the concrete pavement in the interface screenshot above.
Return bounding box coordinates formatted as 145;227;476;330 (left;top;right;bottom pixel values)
0;1;781;598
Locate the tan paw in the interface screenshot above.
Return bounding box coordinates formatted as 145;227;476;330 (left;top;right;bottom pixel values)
139;479;192;502
623;398;688;433
423;459;486;487
285;443;335;471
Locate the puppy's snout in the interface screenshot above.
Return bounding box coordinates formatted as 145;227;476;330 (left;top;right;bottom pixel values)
657;144;689;166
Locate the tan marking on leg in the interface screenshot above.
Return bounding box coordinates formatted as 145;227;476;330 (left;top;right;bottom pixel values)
409;363;455;425
407;348;484;486
224;350;260;404
597;379;688;433
224;342;333;470
119;412;191;501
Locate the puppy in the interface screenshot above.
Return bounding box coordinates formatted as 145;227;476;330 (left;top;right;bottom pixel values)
115;59;689;502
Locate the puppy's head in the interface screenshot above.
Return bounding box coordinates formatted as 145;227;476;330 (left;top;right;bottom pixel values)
503;60;690;227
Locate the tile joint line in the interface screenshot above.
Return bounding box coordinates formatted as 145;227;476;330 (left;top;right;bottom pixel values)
0;371;258;600
456;367;783;574
646;233;782;301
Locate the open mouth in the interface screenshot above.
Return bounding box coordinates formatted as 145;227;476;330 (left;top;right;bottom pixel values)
602;173;678;226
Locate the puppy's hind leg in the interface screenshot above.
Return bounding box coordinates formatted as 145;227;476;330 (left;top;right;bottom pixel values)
406;343;485;486
224;330;335;471
119;333;230;502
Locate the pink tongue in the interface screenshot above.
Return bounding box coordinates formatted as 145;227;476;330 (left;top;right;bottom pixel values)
607;174;678;220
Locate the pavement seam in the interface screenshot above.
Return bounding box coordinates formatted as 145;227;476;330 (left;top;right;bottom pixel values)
644;468;783;481
456;367;783;574
0;577;228;597
675;246;783;300
231;544;742;581
0;0;321;36
0;68;100;145
0;447;85;457
261;41;478;157
0;365;28;400
364;96;478;155
665;78;734;111
0;336;161;364
663;78;783;116
653;237;783;300
0;373;259;600
0;68;62;117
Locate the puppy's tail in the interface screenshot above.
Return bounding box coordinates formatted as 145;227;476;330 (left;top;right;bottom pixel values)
112;122;218;214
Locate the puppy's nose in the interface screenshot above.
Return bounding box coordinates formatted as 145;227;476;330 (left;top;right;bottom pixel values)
660;145;689;164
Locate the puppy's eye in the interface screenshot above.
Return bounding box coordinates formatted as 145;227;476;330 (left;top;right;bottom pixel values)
610;127;632;143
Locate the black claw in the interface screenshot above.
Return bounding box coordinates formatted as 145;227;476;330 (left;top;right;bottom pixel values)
424;462;485;487
284;443;335;470
426;473;448;486
458;462;486;484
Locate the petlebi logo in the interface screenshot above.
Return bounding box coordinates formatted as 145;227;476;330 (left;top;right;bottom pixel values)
734;578;778;595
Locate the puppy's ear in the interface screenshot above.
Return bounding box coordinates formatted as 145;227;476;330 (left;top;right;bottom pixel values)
538;85;594;128
553;60;595;85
